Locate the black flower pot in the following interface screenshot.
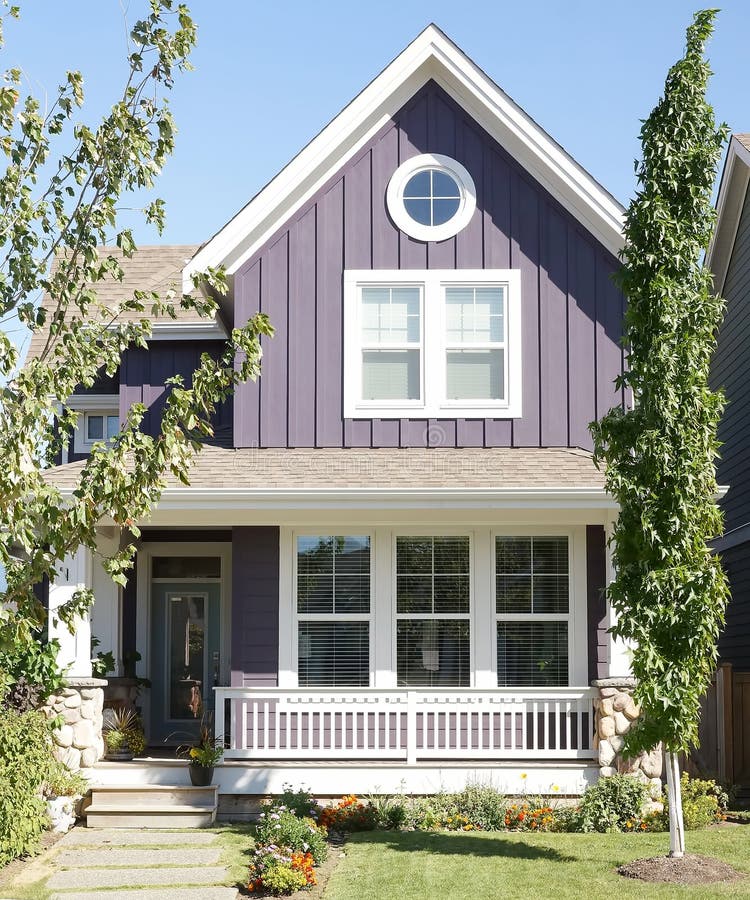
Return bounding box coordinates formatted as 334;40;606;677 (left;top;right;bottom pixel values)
188;762;214;786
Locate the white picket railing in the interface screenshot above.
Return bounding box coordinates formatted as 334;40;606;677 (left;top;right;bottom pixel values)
214;687;597;762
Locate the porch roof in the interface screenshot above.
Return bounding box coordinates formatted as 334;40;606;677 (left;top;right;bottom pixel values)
44;445;606;493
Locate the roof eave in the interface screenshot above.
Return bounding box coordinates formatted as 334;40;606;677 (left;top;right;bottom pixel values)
707;135;750;295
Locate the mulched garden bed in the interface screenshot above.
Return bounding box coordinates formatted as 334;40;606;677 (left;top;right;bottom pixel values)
618;853;744;885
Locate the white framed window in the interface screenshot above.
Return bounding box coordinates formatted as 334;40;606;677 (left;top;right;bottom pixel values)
344;269;522;419
68;394;120;455
294;534;372;687
394;534;472;687
386;154;476;242
84;412;119;443
494;534;571;687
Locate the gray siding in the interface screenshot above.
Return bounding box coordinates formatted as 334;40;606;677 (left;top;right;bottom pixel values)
714;185;750;534
718;541;750;669
231;527;280;687
233;81;625;450
586;525;608;682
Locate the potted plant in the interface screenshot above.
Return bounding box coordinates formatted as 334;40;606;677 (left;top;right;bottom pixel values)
103;707;146;761
177;713;224;786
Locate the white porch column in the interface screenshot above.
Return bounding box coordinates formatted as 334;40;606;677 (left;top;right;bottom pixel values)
48;547;93;677
90;527;122;674
604;517;632;677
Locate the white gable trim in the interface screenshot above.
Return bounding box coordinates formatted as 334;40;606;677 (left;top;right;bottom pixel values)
706;135;750;296
184;26;624;290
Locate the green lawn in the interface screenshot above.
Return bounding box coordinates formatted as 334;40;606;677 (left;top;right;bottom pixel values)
324;828;750;900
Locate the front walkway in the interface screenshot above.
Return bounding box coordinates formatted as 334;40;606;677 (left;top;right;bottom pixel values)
23;828;238;900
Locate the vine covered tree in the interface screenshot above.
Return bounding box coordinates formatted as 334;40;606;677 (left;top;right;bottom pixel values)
0;2;271;696
591;9;729;857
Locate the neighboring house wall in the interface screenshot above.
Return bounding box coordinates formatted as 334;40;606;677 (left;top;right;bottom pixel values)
712;186;750;667
233;81;626;450
120;341;233;446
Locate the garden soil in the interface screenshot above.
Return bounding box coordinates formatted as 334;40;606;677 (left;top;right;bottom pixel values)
618;853;744;885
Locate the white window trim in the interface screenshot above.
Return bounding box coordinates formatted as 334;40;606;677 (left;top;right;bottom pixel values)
386;153;477;242
279;525;587;691
344;269;522;420
288;529;375;688
67;394;120;455
492;527;587;687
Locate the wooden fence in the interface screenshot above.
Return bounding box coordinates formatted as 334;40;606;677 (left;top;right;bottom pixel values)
687;664;750;792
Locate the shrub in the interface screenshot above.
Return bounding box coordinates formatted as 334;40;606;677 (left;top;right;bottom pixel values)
662;773;724;830
577;774;647;833
249;854;308;895
43;760;88;799
0;708;55;865
319;795;377;832
276;784;321;821
255;808;328;865
451;783;507;831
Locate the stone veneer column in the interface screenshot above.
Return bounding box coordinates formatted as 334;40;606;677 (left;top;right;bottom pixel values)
592;677;664;798
42;677;107;780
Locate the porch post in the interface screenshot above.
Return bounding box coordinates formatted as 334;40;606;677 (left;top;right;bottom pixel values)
604;516;631;677
48;546;93;677
90;527;122;674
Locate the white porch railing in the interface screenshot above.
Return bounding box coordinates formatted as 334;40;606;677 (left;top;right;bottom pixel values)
214;687;597;762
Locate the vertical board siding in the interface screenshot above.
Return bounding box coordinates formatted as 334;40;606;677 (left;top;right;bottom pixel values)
121;341;232;445
233;81;624;450
231;527;280;686
586;525;608;682
718;541;750;670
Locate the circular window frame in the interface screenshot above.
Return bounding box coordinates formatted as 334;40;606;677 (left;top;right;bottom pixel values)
386;153;477;242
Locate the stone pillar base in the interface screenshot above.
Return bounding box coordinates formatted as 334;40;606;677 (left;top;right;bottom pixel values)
592;677;663;799
42;677;107;781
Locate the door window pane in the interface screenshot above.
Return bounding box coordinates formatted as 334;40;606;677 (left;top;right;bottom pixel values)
152;556;221;579
168;594;206;719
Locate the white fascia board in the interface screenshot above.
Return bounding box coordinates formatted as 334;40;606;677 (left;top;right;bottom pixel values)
64;393;119;410
706;136;750;295
149;320;228;340
184;26;624;290
124;486;612;512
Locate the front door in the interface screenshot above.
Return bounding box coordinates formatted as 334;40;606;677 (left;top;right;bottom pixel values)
150;581;221;745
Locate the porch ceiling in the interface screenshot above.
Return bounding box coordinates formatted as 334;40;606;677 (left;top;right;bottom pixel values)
44;445;605;492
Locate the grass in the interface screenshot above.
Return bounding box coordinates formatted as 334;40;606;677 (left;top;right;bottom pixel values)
325;828;750;900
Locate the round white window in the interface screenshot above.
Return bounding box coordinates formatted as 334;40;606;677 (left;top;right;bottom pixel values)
386;153;476;242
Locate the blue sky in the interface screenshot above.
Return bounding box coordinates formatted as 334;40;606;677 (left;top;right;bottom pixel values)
5;1;748;247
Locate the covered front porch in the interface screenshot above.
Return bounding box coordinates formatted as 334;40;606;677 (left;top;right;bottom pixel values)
45;446;631;796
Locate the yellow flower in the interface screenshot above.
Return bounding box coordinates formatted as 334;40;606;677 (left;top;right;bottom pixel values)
520;773;527;780
552;785;560;792
189;747;199;759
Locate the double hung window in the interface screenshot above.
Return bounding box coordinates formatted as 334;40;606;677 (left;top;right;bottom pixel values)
344;270;521;419
495;536;570;687
295;535;371;687
395;535;471;687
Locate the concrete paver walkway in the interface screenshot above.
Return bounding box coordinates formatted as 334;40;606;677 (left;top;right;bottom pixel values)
45;827;237;900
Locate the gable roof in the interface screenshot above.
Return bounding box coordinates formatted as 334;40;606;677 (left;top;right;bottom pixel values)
184;24;624;290
25;245;207;362
707;134;750;294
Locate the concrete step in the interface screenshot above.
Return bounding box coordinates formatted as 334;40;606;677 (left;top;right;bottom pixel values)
55;846;222;867
85;805;217;829
84;783;218;829
47;865;228;891
89;784;218;807
60;827;219;846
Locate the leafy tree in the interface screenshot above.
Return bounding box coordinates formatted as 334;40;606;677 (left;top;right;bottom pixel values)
0;1;271;696
591;9;728;857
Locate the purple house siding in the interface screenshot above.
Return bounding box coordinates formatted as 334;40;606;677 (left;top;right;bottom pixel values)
231;527;280;687
120;341;233;446
586;525;608;682
233;81;625;450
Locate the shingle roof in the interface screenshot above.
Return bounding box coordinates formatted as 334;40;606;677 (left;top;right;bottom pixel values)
43;446;605;492
735;134;750;153
25;245;202;362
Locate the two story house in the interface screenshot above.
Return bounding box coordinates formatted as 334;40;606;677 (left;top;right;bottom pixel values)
37;26;631;805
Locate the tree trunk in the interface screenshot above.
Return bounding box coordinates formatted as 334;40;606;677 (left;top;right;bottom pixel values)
666;750;685;858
